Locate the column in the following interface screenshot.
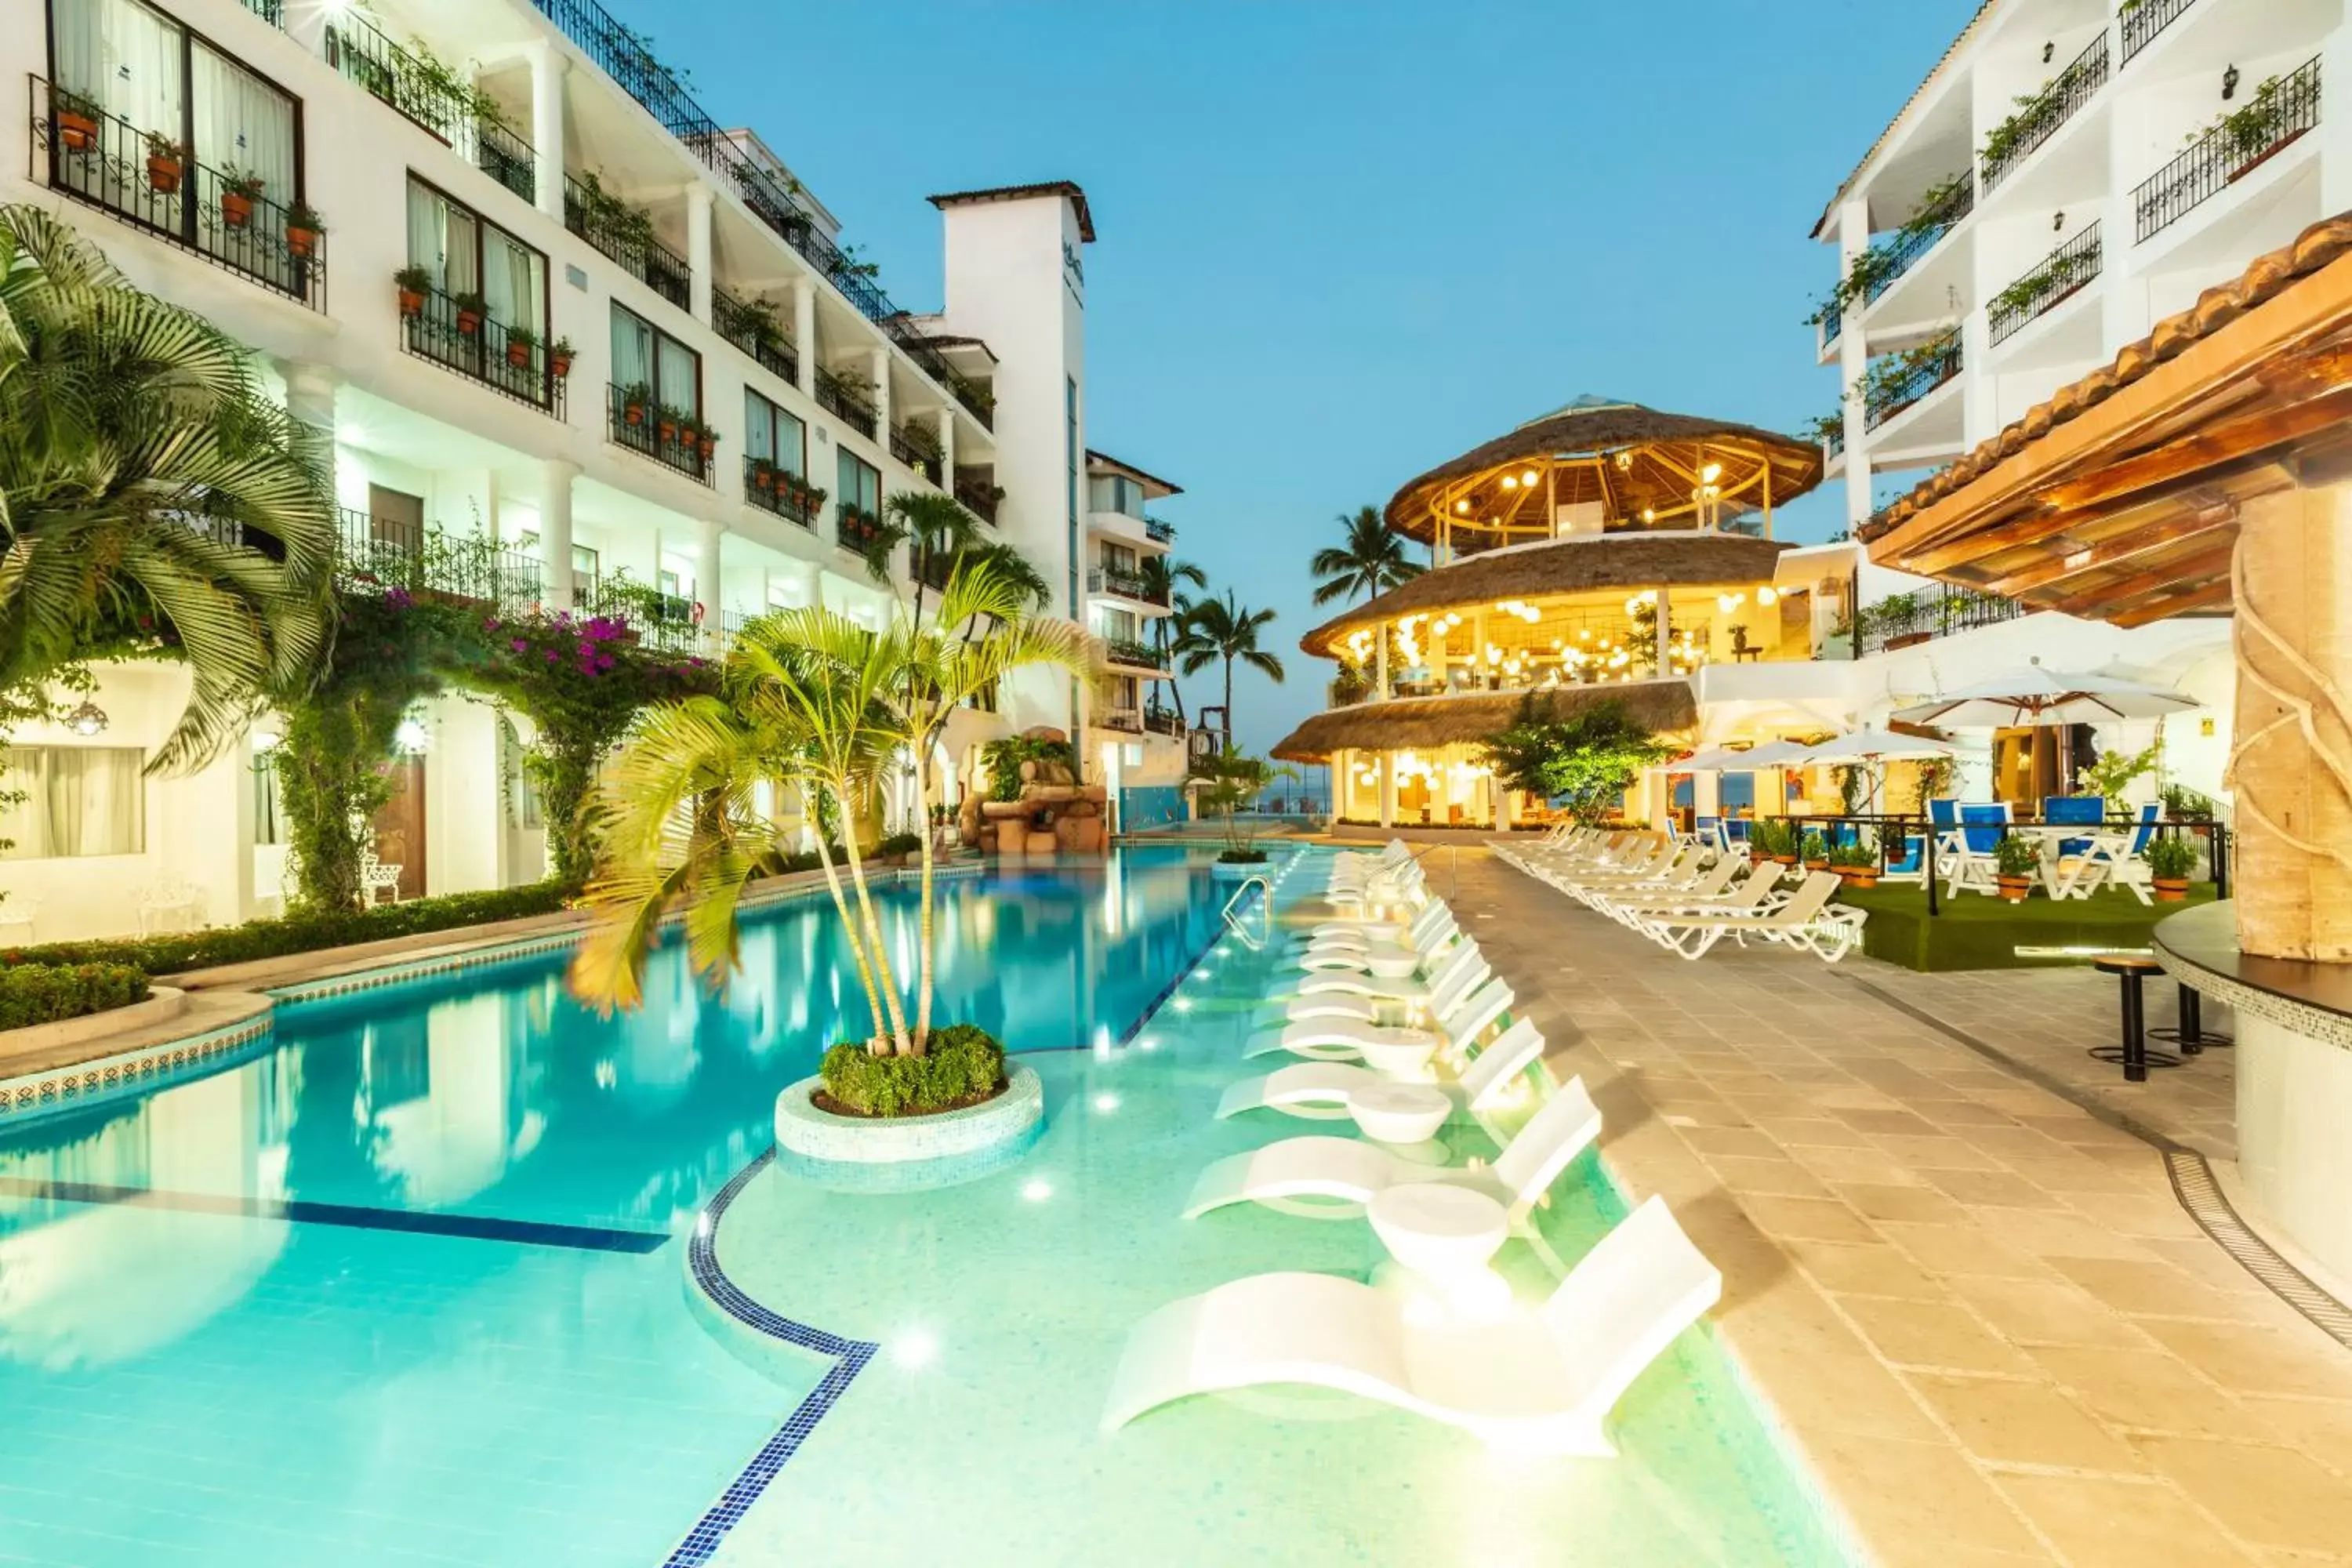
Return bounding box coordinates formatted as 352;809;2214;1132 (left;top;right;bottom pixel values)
278;361;338;520
1471;609;1488;691
1959;303;1995;448
804;561;824;612
1331;749;1349;826
2231;484;2352;960
938;408;956;492
696;515;724;651
686;183;713;325
528;42;568;226
537;458;578;609
1837;196;1874;533
1494;777;1514;837
1377;753;1396;830
792;281;816;397
1655;588;1672;673
871;347;892;441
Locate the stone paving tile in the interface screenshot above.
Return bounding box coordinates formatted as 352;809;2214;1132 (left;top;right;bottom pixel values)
1433;845;2352;1568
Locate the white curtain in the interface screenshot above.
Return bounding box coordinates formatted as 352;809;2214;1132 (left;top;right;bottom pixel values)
743;391;774;463
0;747;144;858
610;307;652;392
55;0;183;140
657;336;699;417
191;43;292;201
481;230;542;336
406;179;477;296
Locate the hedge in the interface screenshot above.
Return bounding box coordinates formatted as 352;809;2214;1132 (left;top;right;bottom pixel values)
818;1025;1005;1116
0;962;151;1030
0;882;578;977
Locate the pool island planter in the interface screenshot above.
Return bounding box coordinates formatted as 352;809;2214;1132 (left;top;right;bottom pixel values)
774;1062;1045;1191
1210;856;1275;882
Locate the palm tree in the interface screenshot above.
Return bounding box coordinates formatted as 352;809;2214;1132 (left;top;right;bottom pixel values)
1173;590;1283;739
863;490;983;626
573;557;1092;1055
1310;505;1423;607
1135;555;1206;721
0;205;336;769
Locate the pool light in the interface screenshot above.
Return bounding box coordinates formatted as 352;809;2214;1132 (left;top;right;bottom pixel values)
1173;996;1193;1013
893;1330;938;1368
1093;1092;1120;1113
1022;1178;1054;1202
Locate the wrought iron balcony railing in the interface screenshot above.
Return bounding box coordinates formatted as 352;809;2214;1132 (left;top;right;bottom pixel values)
400;283;568;416
2122;0;2198;65
2133;57;2320;244
564;173;691;310
1862;332;1962;431
1989;223;2103;345
743;456;821;527
1145;517;1178;544
1142;707;1185;738
31;78;326;311
837;506;887;556
574;573;701;652
1981;32;2107;191
955;472;1002;525
1857;584;2027;653
335;510;544;612
323;16;534;203
1089;568;1170;607
606;383;711;483
1864;172;1974;307
890;419;945;478
1102;637;1164;670
815;367;879;439
713;285;799;385
239;0;284;25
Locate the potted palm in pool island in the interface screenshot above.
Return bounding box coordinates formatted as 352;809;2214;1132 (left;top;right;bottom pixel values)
1190;746;1295;879
571;555;1093;1185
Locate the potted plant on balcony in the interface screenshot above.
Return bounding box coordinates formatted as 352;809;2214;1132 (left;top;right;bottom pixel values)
284;200;325;257
451;290;488;336
503;322;539;369
695;420;718;463
394;263;432;318
1828;837;1880;891
1800;829;1830;872
143;131;187;194
619;381;652;426
218;165;265;229
750;458;777;493
655;405;681;445
2144;833;2198;903
1993;833;2040;903
547;336;575;379
53;87;100;154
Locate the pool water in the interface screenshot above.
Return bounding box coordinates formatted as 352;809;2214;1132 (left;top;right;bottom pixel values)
0;847;1850;1566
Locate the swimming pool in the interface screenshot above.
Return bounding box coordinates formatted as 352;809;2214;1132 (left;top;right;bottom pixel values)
0;847;1849;1566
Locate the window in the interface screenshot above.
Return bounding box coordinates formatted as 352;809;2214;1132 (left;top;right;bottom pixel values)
0;746;147;858
405;177;552;407
744;389;805;478
1090;474;1147;518
612;303;699;419
515;535;599;596
837;449;880;518
1098;543;1137;574
253;750;284;845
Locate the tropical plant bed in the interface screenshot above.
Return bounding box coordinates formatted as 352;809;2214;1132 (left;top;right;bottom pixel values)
816;1024;1006;1117
1834;883;2216;972
776;1055;1044;1172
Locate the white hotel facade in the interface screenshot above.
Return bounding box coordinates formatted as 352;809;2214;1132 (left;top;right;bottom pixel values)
0;0;1190;940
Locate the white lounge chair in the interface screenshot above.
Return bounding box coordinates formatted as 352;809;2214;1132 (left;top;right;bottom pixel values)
1290;904;1458;975
1102;1195;1722;1456
1588;854;1741;924
1218;1013;1548;1122
1633;871;1860;961
1182;1074;1602;1222
1606;861;1786;921
1269;946;1490;1026
1243;974;1512;1069
1292;938;1484;1004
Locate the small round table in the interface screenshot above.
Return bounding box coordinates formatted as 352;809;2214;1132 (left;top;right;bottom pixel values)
1353;1033;1443;1080
1348;1081;1451;1143
1368;1184;1512;1319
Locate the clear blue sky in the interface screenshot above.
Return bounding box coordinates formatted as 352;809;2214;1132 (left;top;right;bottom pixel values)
603;0;1983;754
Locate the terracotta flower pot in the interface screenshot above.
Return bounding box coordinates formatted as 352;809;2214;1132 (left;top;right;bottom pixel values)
625;402;647;426
699;436;715;460
2151;877;2190;904
1995;874;2033;905
397;288;425;318
658;419;678;443
1837;868;1879;891
221;191;254;228
58;111;97;153
506;339;532;368
1803;858;1829;873
456;309;483;336
286;224;318;257
550;352;572;379
146;154;183;194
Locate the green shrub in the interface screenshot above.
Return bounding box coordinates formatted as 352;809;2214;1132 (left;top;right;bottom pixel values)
0;963;150;1030
1800;829;1828;862
1217;848;1269;864
2145;835;2198;880
1826;836;1878;869
1994;833;2042;877
876;832;923;858
818;1024;1006;1116
1;882;575;976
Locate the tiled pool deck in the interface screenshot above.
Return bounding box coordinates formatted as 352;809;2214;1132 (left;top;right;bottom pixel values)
1454;844;2352;1566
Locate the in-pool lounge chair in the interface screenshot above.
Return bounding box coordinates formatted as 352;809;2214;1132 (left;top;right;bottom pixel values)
1292;935;1483;1003
1269;941;1490;1026
1102;1195;1722;1457
1182;1074;1602;1222
1218;1011;1548;1122
1243;975;1513;1068
1290;902;1458;975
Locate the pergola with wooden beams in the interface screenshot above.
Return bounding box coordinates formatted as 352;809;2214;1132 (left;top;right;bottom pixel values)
1863;212;2352;962
1385;396;1824;562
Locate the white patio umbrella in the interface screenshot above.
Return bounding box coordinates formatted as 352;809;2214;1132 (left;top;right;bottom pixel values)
1889;662;2198;728
1791;728;1956;815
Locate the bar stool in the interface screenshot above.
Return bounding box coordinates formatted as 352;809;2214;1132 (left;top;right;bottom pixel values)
2089;955;2180;1083
2150;981;2233;1053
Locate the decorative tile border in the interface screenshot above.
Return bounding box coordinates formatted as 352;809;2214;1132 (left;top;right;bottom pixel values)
2154;946;2352;1053
0;1012;274;1123
668;1147;880;1568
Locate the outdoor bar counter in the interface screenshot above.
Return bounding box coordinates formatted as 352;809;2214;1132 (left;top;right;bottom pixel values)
2156;902;2352;1283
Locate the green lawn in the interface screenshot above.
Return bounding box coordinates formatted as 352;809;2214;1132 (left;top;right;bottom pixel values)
1835;881;2218;971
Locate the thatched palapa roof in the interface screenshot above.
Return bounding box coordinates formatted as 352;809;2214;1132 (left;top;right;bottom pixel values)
1299;532;1794;655
1385;396;1823;546
1270;681;1699;763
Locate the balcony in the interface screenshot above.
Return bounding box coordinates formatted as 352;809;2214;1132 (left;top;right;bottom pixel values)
1142;706;1185;739
1145;517;1178;544
890;419;945;480
564;173;691;310
2122;0;2198;65
1100;708;1143;735
1980;32;2107;191
1863;332;1962;432
1990;223;2103;346
32;78;326;312
1102;637;1166;672
335;510;544;612
606;383;711;483
1089;567;1169;608
2133;58;2321;245
713;286;799;386
575;573;700;653
743;456;822;527
1857;584;2027;654
913;549;955;592
955;471;1003;525
400;283;568;416
1859;172;1974;310
815;367;880;440
837;506;887;557
323;14;534;204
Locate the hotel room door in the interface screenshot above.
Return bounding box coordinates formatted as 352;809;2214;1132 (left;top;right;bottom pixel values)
372;757;427;901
